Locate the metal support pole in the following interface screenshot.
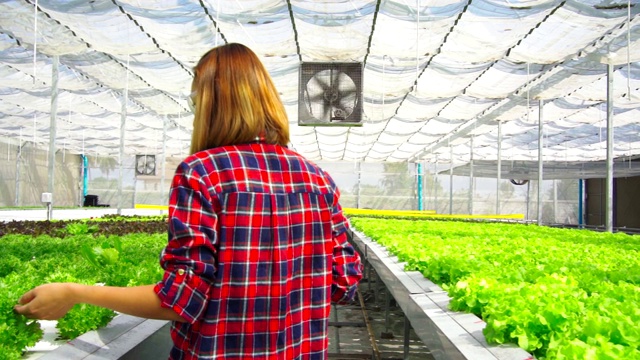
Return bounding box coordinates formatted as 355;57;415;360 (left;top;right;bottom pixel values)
118;90;128;214
118;55;132;215
48;55;59;220
449;146;453;215
332;304;341;354
496;120;502;214
15;142;23;206
434;154;439;213
537;100;544;225
161;116;168;204
132;175;138;208
605;62;614;232
356;161;361;209
469;136;474;215
526;181;531;221
578;179;584;228
403;314;411;359
417;163;423;211
382;288;393;338
362;244;371;296
553;179;558;223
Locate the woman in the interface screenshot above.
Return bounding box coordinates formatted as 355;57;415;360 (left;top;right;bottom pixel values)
15;43;363;360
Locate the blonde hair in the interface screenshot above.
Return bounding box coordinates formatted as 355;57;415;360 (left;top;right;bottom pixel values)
189;43;290;154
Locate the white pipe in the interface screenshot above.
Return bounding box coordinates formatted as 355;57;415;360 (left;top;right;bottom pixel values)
606;63;614;232
47;55;59;219
537;100;544;225
118;55;130;215
449;146;453;215
161;116;168;204
496;121;502;215
32;0;39;84
468;136;474;215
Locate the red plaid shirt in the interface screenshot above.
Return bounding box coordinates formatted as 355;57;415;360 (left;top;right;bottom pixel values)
154;142;363;360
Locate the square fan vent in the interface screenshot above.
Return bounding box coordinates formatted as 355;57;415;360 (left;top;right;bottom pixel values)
298;62;363;126
135;154;156;176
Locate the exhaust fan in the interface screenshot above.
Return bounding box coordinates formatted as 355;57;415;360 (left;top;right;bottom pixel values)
135;155;156;176
298;62;363;126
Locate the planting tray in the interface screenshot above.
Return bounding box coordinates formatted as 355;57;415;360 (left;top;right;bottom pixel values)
37;315;171;360
351;230;533;360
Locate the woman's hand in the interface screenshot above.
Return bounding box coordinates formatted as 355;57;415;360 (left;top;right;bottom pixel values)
14;283;77;320
14;283;186;323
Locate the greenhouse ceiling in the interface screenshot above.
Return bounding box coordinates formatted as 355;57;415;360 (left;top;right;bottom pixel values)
0;0;639;171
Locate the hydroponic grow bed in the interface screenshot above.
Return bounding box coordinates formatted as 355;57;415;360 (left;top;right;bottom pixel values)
349;217;640;359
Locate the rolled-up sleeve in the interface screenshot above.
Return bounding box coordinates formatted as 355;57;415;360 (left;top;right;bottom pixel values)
328;188;363;304
331;230;363;304
154;163;218;324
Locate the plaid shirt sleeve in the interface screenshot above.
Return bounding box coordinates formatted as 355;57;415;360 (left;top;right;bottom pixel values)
327;179;363;304
154;161;218;324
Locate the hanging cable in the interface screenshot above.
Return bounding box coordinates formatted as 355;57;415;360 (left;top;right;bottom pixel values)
348;0;362;15
236;20;258;48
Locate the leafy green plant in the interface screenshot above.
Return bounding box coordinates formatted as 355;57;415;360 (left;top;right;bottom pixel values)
56;304;116;339
0;227;166;357
350;217;640;359
80;238;122;267
64;222;99;235
0;274;43;360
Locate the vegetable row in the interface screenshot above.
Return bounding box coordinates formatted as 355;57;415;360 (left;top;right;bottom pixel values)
349;218;640;360
0;229;165;360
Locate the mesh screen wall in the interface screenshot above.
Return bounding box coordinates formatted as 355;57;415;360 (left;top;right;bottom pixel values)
0;139;579;225
0;140;82;207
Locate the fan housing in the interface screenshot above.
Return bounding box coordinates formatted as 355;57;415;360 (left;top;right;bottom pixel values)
135;155;156;176
298;62;363;126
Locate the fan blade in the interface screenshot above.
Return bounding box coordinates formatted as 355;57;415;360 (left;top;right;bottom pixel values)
321;103;331;121
307;92;328;104
330;69;341;89
309;73;330;92
338;82;356;94
338;88;357;102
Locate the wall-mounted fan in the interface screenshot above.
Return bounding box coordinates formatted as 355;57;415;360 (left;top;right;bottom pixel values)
135;155;156;176
298;62;363;126
509;165;529;185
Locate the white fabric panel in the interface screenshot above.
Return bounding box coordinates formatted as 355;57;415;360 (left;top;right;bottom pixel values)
0;0;639;170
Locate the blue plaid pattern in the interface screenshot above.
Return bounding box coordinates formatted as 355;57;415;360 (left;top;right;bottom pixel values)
154;143;363;359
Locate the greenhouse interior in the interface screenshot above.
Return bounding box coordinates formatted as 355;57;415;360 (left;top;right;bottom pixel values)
1;1;640;359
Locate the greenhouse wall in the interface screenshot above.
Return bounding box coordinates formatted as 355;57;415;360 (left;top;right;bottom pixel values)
586;177;640;229
0;140;82;207
317;161;580;224
0;138;580;226
83;155;180;208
